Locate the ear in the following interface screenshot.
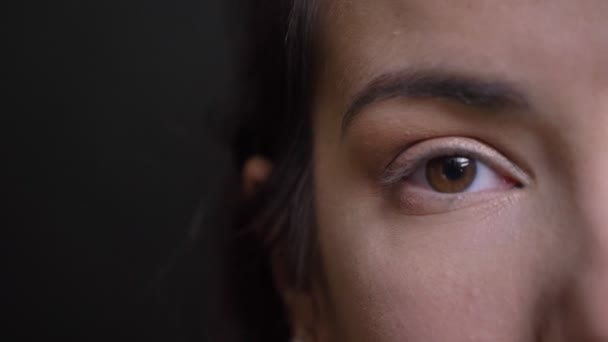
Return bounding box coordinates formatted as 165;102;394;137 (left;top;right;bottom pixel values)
242;155;273;198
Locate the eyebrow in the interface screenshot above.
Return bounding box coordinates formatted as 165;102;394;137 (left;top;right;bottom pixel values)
342;68;530;132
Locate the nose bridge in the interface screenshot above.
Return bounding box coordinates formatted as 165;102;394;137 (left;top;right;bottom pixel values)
574;106;608;261
576;150;608;257
564;113;608;339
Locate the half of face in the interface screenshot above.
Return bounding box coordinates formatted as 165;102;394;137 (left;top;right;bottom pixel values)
281;0;608;341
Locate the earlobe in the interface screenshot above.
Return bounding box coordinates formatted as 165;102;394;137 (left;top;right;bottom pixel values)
242;155;273;198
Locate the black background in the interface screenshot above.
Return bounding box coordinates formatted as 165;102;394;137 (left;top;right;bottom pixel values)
6;1;235;340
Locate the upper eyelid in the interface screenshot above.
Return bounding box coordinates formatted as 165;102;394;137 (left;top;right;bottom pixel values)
380;137;529;187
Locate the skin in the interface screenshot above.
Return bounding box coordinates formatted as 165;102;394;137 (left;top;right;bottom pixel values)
248;0;608;340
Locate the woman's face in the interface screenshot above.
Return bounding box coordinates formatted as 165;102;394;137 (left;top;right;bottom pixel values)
308;0;608;340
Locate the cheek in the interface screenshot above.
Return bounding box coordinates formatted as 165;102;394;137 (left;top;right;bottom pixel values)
313;160;571;341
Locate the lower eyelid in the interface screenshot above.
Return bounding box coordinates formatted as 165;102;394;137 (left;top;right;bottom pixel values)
393;180;520;216
399;189;518;216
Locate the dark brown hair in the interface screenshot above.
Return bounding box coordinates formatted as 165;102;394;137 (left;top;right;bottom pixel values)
167;1;321;341
229;0;321;339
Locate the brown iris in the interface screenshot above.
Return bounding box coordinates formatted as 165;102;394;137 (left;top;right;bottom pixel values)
425;156;477;193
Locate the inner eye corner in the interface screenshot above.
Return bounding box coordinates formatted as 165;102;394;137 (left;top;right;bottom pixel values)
504;175;525;189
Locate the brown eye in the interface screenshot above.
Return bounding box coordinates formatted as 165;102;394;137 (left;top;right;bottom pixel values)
425;156;477;193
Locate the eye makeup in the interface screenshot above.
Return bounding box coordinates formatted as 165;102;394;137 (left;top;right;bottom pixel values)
379;137;530;215
381;137;529;189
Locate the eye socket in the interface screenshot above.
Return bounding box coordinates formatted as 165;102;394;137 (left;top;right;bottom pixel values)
381;138;528;214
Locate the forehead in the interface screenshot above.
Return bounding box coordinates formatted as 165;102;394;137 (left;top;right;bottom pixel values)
316;0;608;102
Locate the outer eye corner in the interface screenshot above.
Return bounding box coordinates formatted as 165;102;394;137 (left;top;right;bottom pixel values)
511;178;526;189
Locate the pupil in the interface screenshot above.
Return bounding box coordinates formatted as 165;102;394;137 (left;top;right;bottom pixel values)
442;157;470;181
